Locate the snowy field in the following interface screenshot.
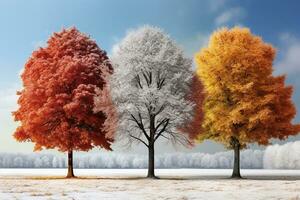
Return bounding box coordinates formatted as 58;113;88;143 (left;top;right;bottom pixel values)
0;169;299;200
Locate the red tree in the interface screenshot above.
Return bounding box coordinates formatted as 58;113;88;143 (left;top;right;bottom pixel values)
13;27;116;178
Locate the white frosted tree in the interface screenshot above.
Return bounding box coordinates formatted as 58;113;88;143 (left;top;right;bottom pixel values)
110;26;194;178
52;157;59;168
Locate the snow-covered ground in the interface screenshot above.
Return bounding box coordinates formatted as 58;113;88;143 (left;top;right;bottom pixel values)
0;169;299;200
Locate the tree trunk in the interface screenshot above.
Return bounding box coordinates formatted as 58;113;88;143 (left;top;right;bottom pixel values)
66;150;75;178
231;138;241;178
147;143;155;178
147;115;156;178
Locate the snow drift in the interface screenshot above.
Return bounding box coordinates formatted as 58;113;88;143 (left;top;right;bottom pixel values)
0;141;299;169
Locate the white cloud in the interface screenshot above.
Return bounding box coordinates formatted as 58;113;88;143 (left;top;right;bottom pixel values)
0;85;20;112
181;32;210;58
277;45;300;72
276;34;300;74
18;67;24;77
279;32;298;44
108;36;122;57
111;43;120;57
0;85;21;151
215;7;246;26
208;0;227;12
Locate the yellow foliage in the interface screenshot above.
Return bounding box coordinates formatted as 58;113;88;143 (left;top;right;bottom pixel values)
195;27;300;149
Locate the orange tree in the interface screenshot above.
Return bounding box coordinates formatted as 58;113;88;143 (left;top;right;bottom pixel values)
13;27;116;178
195;27;300;178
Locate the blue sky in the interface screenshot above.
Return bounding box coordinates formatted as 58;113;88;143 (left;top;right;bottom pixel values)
0;0;299;153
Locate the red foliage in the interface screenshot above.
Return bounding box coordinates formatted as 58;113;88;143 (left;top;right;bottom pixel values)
13;27;115;152
181;75;205;141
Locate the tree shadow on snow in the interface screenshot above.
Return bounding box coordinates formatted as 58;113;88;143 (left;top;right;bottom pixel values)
1;175;299;181
153;176;300;181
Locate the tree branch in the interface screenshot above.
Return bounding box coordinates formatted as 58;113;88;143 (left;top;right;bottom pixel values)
138;113;150;140
160;134;169;140
156;70;165;90
135;75;143;89
165;130;191;146
142;71;150;87
154;119;170;141
129;134;149;147
155;104;165;116
154;118;168;133
130;114;150;141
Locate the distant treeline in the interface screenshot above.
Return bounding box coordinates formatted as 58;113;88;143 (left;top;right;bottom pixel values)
0;141;299;169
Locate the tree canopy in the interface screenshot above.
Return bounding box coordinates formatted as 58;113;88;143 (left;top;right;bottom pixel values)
195;27;300;149
111;25;195;146
13;27;115;152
